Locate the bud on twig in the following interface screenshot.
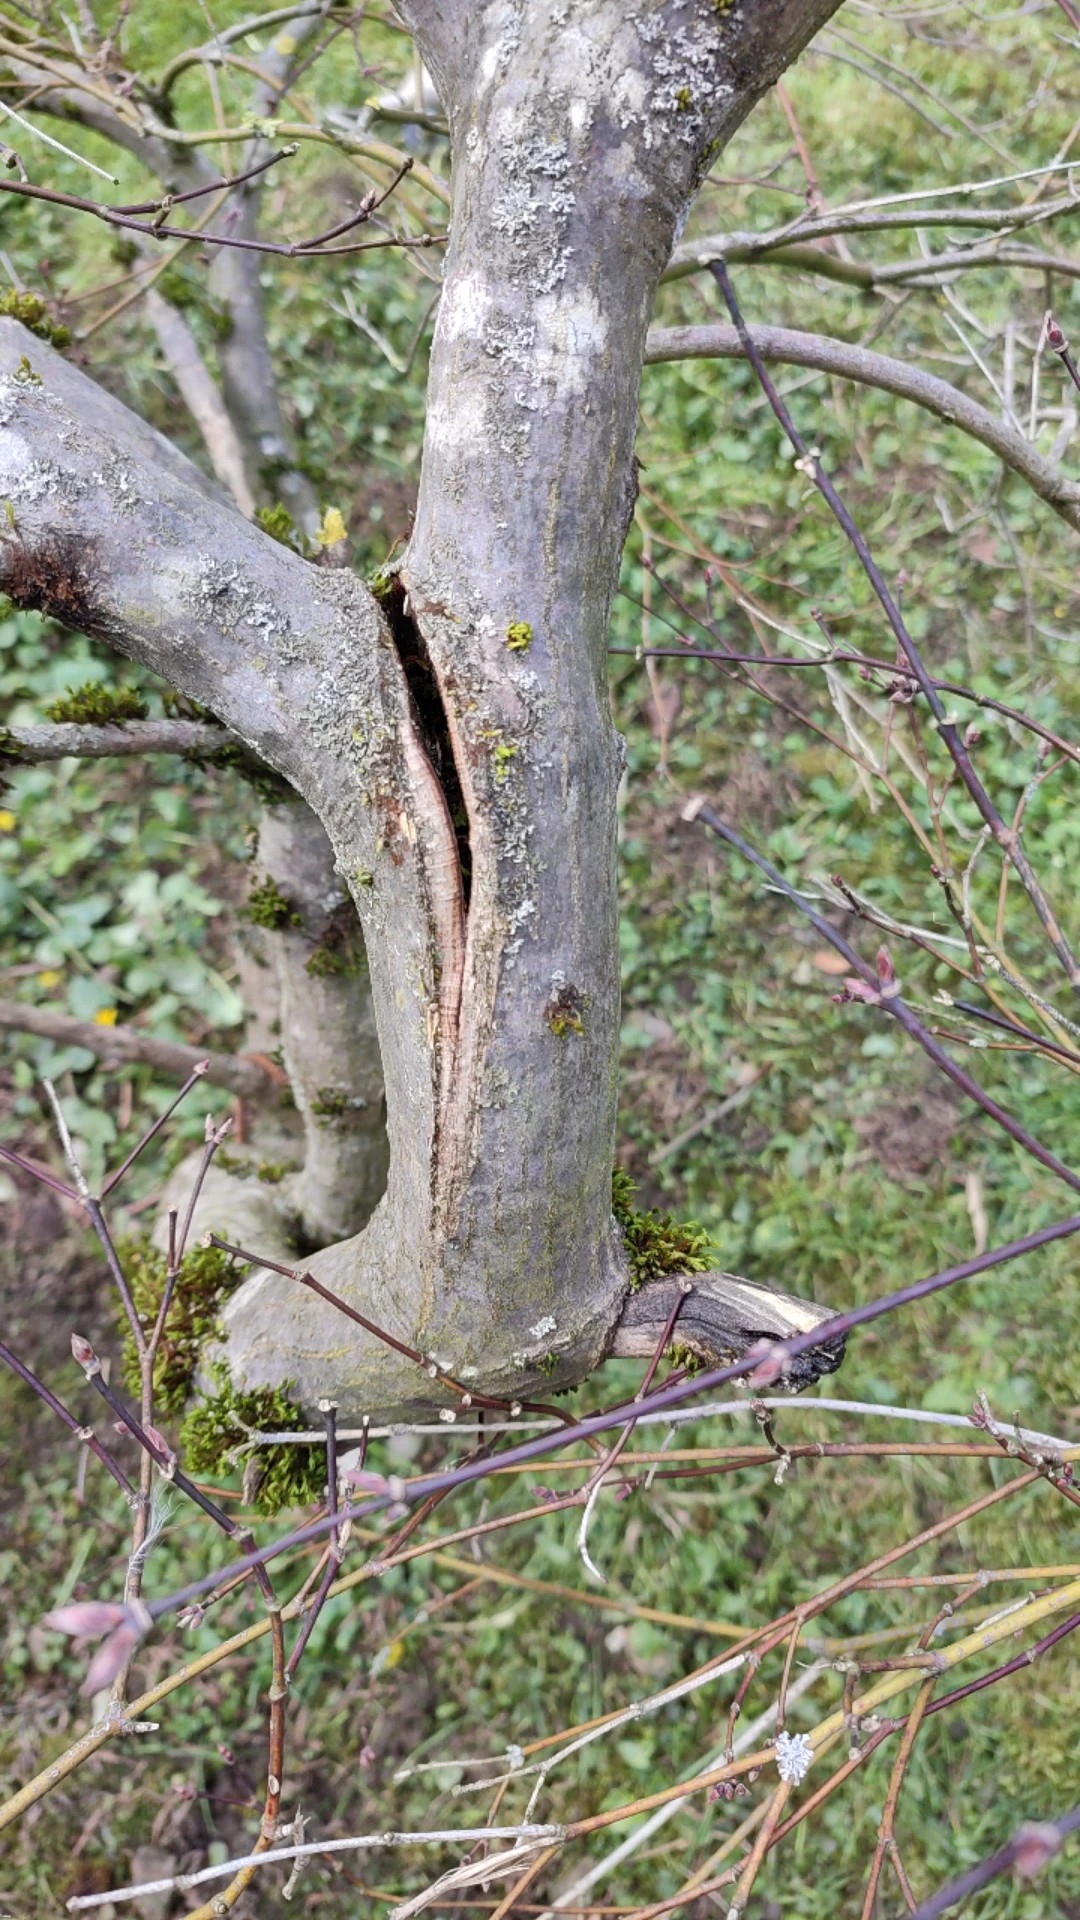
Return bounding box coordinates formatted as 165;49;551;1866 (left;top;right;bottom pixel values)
70;1333;100;1375
875;946;900;997
1012;1821;1062;1879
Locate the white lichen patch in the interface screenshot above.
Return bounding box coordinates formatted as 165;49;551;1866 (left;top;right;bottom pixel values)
638;13;733;148
188;556;291;654
489;130;575;293
0;436;79;508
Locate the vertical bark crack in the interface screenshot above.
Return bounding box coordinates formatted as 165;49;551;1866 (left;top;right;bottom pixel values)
380;578;472;909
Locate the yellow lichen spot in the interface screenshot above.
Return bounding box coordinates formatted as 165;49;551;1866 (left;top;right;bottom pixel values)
36;968;62;988
93;1008;118;1027
315;506;348;550
0;808;15;831
272;31;298;54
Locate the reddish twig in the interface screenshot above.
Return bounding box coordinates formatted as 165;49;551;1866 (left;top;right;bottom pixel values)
711;262;1080;995
908;1803;1080;1919
688;801;1080;1195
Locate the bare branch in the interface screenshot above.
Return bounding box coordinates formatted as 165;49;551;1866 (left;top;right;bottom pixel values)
643;321;1080;532
0;318;387;820
0;999;282;1097
909;1806;1080;1920
1;718;227;760
66;1824;566;1912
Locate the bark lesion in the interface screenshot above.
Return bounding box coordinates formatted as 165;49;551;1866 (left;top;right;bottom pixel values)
0;528;103;633
378;575;473;911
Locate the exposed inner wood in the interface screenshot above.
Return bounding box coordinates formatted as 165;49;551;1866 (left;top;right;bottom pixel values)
381;578;470;1146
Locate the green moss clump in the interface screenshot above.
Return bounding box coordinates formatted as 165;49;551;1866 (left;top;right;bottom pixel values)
612;1168;712;1292
0;727;23;762
506;621;533;652
180;1363;325;1513
666;1342;705;1376
45;681;148;725
120;1239;244;1419
310;1087;348;1119
255;1159;292;1184
215;1148;253;1180
0;288;70;350
305;942;344;977
368;567;396;600
545;980;586;1038
304;902;368;979
256;503;307;554
243;876;301;930
154;268;232;340
162;688;210;720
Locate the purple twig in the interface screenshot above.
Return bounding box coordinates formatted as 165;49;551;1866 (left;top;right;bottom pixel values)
71;1335;236;1533
925;1607;1080;1719
0;1341;133;1498
690;801;1080;1196
711;263;1080;996
135;1207;1080;1632
909;1803;1080;1918
100;1062;209;1199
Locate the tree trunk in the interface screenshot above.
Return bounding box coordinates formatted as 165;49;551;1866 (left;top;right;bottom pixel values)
0;0;843;1419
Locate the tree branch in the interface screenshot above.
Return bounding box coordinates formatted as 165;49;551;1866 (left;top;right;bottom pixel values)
1;718;227;761
611;1270;847;1390
143;289;257;518
0;999;280;1096
644;321;1080;532
0;317;386;805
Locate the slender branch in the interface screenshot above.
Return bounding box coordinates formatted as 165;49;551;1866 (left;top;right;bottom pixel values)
0;152;426;258
643;321;1080;533
0;999;283;1097
67;1826;566;1912
0;1340;134;1497
669;195;1080;264
687;801;1080;1194
709;264;1080;995
151;2;335;98
908;1805;1080;1920
101;1066;211;1200
71;1335;239;1533
0;721;224;764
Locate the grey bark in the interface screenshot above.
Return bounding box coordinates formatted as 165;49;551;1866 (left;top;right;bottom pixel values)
0;719;226;760
255;803;389;1244
0;0;847;1420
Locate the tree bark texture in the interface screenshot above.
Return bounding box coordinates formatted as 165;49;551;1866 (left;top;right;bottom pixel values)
0;0;843;1418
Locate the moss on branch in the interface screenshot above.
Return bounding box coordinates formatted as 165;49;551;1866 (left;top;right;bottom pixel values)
44;681;148;725
612;1168;712;1291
